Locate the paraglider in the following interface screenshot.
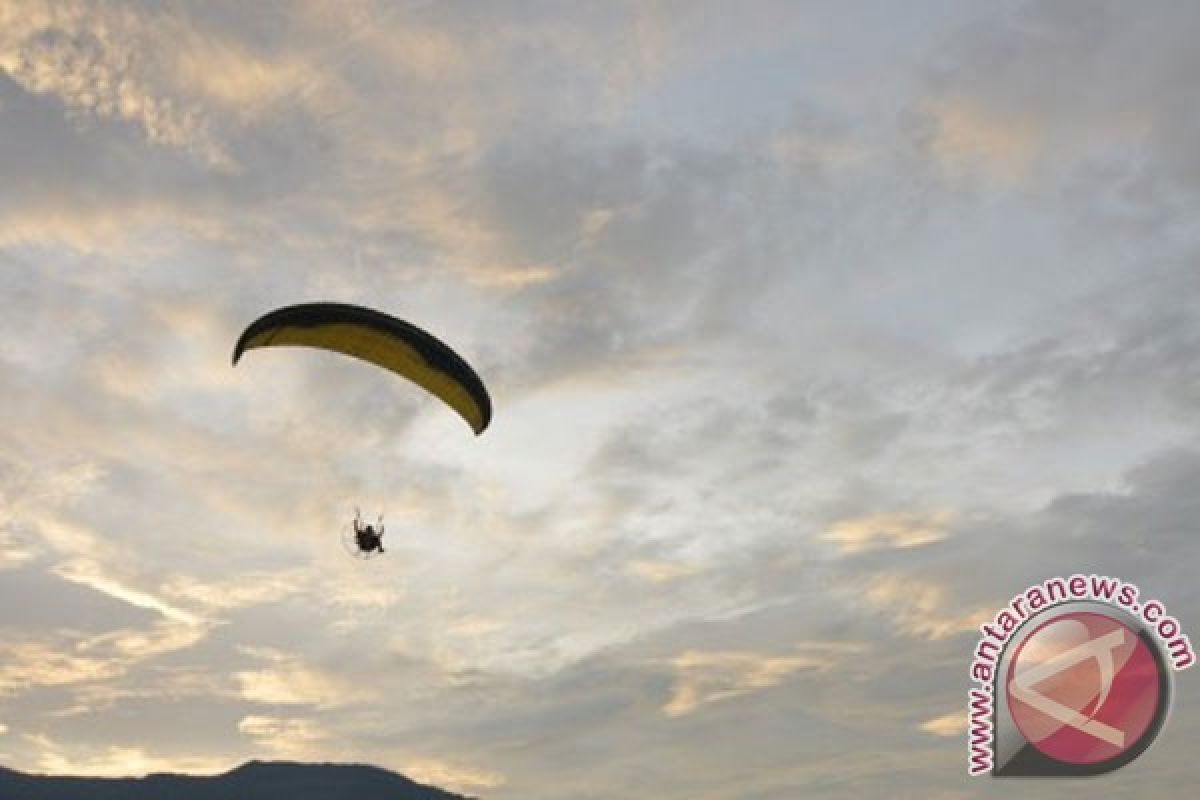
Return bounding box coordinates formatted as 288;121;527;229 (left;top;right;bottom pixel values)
232;302;492;434
343;508;385;559
233;302;492;558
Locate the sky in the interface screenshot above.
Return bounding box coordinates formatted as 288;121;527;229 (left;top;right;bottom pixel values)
1;0;1199;797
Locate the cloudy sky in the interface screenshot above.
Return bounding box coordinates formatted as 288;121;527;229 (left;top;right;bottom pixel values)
2;0;1198;797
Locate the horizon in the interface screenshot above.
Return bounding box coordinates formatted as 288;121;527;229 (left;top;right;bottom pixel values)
3;758;416;778
0;759;473;800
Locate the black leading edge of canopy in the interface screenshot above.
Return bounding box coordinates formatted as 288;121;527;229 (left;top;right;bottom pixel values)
231;302;492;433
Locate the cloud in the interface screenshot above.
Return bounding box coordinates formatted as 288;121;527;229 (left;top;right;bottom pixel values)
922;95;1041;182
0;2;222;166
0;0;345;169
402;757;507;794
1;554;215;707
860;574;991;642
626;559;701;584
237;714;324;741
461;264;560;291
78;618;209;664
0;614;214;703
161;571;307;614
0;637;122;695
49;667;234;717
823;510;955;555
917;0;1200;196
53;560;200;625
0;530;35;570
25;559;217;678
235;647;368;709
445;615;506;638
25;732;231;778
918;711;966;737
662;647;836;718
237;715;329;760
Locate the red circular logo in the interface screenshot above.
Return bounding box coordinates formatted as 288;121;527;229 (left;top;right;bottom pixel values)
1006;612;1163;765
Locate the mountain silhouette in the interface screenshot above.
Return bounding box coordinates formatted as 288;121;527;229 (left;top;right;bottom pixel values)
0;760;476;800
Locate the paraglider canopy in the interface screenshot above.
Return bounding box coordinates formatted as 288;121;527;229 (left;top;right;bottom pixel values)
232;302;492;434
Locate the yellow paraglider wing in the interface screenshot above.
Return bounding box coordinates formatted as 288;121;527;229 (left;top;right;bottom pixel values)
232;303;491;434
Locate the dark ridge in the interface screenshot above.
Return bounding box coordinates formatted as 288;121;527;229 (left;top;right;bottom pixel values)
0;760;476;800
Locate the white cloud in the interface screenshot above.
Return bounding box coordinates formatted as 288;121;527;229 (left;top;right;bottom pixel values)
54;560;200;625
0;530;35;570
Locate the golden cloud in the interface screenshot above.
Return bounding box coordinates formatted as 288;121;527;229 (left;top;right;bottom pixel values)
446;615;506;637
0;2;226;165
0;638;122;695
237;715;329;760
924;96;1040;183
823;510;956;555
50;669;234;717
162;571;308;614
0;0;359;169
662;647;837;718
626;559;701;584
0;553;213;703
862;574;992;641
402;757;507;793
235;647;368;709
461;264;560;291
26;733;231;778
919;711;967;737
